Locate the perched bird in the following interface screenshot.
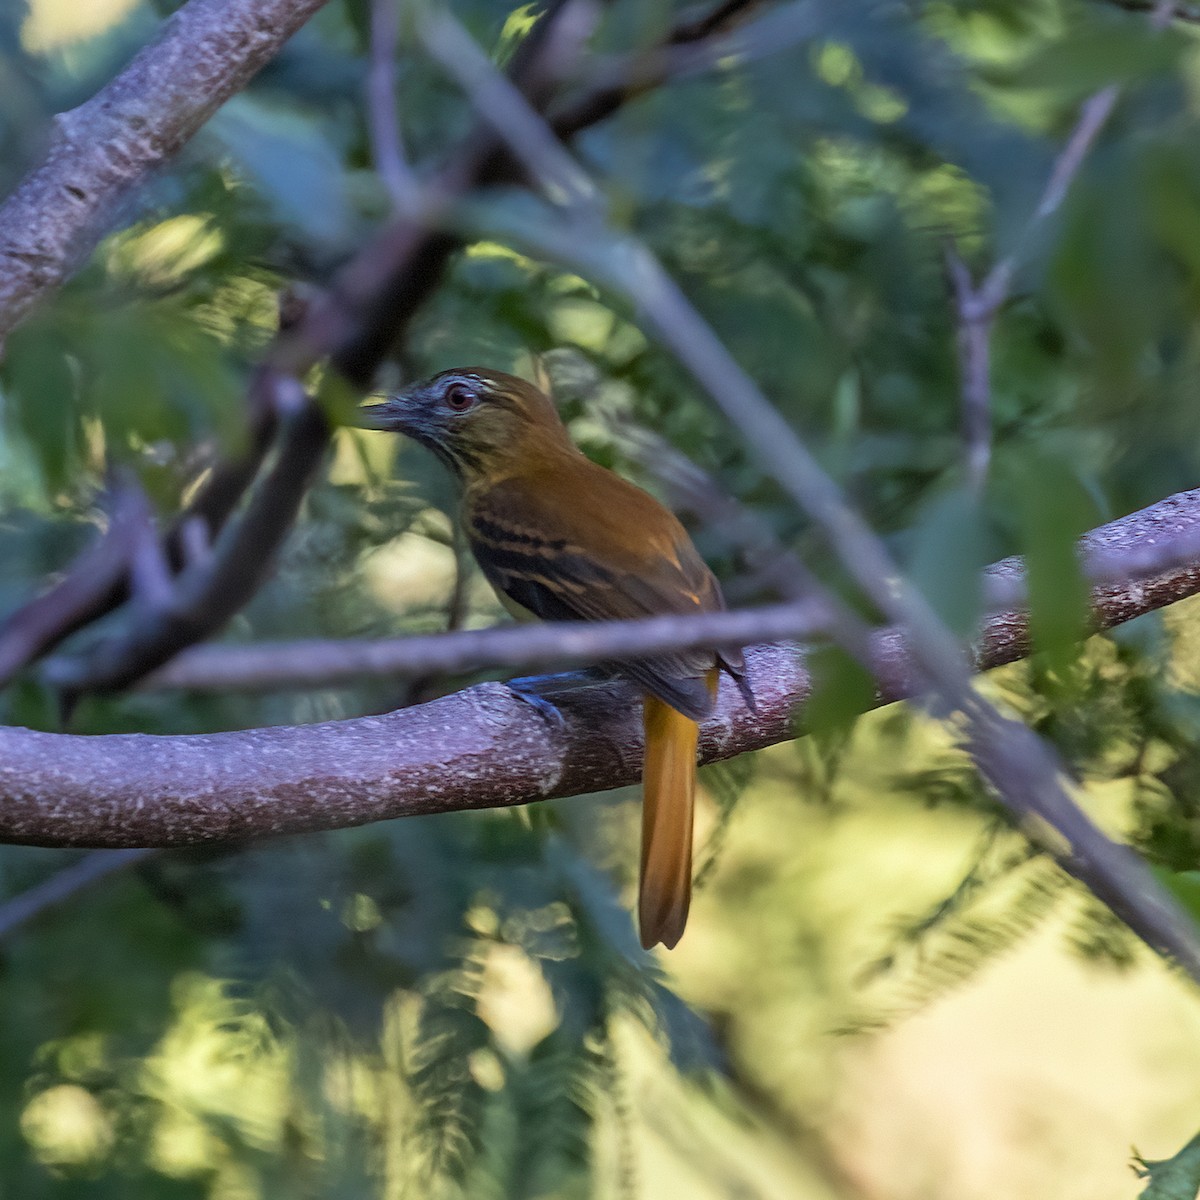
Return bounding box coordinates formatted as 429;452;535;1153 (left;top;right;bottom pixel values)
360;367;747;949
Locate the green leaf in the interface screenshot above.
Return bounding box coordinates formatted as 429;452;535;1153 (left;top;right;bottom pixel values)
907;486;996;638
1007;450;1094;671
2;314;78;495
209;96;354;246
1006;23;1185;100
805;644;876;736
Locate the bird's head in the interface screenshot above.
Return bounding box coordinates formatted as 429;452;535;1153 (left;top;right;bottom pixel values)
357;367;574;481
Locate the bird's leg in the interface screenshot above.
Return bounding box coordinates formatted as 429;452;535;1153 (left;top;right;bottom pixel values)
507;667;613;729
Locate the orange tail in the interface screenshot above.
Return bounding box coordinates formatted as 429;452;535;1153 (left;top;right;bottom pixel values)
638;672;716;950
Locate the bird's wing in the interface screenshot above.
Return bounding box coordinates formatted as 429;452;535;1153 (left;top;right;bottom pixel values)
464;468;729;719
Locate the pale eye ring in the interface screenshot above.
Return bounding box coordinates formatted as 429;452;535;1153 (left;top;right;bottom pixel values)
444;382;477;412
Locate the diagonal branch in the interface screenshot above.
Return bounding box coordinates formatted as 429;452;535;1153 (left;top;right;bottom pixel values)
0;360;300;693
0;0;332;349
424;22;1200;977
43;401;330;696
503;209;1200;979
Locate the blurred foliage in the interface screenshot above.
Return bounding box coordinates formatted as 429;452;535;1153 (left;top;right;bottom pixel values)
3;0;1200;1195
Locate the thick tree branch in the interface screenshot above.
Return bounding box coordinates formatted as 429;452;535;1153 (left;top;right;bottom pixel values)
0;0;331;348
0;478;1196;849
0;640;795;847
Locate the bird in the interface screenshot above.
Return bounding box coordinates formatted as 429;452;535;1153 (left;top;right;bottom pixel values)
359;367;748;949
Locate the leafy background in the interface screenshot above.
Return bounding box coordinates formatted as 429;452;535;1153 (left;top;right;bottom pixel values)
3;0;1200;1196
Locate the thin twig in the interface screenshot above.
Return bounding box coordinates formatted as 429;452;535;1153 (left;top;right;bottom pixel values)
139;485;1200;696
971;0;1175;320
144;602;832;691
367;0;420;211
946;83;1119;490
0;849;155;940
946;1;1174;501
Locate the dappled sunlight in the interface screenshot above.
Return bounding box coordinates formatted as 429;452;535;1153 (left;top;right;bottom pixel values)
5;0;1200;1194
21;1084;113;1172
139;975;295;1157
829;926;1200;1200
104;217;225;292
21;0;141;53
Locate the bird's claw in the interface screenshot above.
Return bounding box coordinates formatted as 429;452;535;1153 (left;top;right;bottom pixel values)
507;673;569;732
508;667;618;732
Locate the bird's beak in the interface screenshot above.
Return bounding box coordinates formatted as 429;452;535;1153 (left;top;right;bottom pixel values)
354;403;396;431
354;394;420;434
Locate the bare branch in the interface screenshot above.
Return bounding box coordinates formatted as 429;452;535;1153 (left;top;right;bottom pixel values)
141;485;1200;694
944;241;994;494
44;403;331;696
0;0;332;347
145;602;832;691
0;481;154;686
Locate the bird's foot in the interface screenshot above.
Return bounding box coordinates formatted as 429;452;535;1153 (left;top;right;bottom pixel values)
507;668;610;732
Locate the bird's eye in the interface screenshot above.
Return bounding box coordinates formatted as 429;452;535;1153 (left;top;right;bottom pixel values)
444;382;477;412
